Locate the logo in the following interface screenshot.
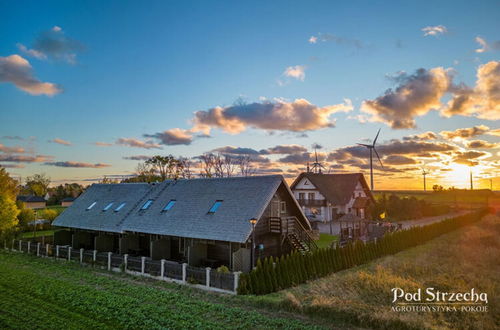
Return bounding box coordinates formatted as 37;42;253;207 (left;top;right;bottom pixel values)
391;288;488;312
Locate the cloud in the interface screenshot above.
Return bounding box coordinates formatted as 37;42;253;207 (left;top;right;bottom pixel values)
278;152;326;165
452;150;490;166
308;33;365;49
0;144;25;153
0;54;61;95
18;26;84;63
488;129;500;137
465;140;499;149
49;138;72;146
116;138;162;149
122;155;151;161
383;155;418;165
1;136;24;140
439;125;490;140
422;25;448;37
474;36;500;53
260;144;308;155
44;161;111;168
144;128;193;146
212;146;260;155
93;142;113;147
0;164;25;169
283;65;306;81
361;67;452;128
442;61;500;120
402;131;438;141
0;154;53;163
192;98;353;134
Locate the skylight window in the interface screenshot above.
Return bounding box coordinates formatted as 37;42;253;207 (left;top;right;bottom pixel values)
163;200;176;212
208;200;223;213
103;202;114;211
141;199;154;210
114;202;126;212
86;201;97;210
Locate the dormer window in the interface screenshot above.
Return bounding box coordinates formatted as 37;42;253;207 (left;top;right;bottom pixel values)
86;201;97;210
163;200;176;212
208;200;222;213
114;202;126;212
103;202;114;211
141;199;154;210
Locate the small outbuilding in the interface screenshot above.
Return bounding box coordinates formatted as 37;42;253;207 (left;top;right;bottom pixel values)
17;195;46;209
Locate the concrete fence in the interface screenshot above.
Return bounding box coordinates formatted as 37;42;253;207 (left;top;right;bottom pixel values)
7;239;239;294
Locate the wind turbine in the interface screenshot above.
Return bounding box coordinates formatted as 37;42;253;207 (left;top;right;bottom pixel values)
311;148;326;174
357;128;383;191
422;168;428;192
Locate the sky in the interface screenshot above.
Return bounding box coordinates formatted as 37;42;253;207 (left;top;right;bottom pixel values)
1;0;499;189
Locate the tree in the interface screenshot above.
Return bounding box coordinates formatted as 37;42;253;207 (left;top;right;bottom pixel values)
0;194;19;237
17;208;35;229
99;176;119;184
24;173;50;196
0;167;19;200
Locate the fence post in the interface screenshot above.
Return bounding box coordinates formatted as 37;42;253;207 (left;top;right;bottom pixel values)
93;250;97;262
124;254;128;271
141;256;146;275
56;245;60;258
37;243;40;256
234;271;241;293
80;248;84;264
19;240;22;252
68;247;72;261
160;259;165;278
108;252;112;271
27;241;31;253
206;267;211;287
46;244;49;257
182;263;187;283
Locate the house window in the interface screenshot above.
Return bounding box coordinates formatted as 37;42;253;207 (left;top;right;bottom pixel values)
208;200;223;213
308;192;315;200
163;200;176;211
298;193;305;200
103;202;114;211
141;199;154;210
280;201;286;213
114;202;126;212
86;201;97;210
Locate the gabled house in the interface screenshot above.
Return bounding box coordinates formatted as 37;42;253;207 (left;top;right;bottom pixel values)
52;175;315;272
61;197;76;207
290;172;374;222
16;195;47;209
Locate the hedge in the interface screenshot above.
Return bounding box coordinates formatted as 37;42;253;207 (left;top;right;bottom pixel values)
238;208;489;295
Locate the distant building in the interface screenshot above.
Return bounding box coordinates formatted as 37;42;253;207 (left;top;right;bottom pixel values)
61;197;76;207
16;195;46;209
52;176;316;272
290;172;374;222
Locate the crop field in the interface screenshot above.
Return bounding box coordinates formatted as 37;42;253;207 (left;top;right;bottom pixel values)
0;250;329;329
266;214;500;329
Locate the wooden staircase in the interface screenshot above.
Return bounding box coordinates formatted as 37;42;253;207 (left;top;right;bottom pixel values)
270;216;317;254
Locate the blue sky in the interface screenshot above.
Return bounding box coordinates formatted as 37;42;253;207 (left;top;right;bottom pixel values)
1;0;499;189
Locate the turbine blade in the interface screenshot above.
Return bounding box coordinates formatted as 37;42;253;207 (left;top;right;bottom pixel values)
373;128;381;146
357;143;371;147
374;148;384;168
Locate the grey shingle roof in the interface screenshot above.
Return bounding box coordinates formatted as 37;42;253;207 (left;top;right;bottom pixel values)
53;175;304;243
121;175;285;243
52;183;154;233
17;195;46;202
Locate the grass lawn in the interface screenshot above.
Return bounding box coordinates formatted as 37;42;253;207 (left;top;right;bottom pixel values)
262;214;499;329
45;205;67;212
0;252;331;329
20;230;55;238
315;233;338;249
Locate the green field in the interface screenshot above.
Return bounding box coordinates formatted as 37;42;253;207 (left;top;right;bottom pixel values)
315;233;338;249
20;230;55;238
0;251;328;329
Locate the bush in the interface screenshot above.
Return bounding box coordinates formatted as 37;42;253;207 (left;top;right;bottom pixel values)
216;265;230;273
239;208;488;295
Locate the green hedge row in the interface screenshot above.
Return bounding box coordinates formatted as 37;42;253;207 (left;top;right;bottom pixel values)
238;208;489;295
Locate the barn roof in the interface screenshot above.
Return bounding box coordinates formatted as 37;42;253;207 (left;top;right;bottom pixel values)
17;195;46;203
290;172;374;205
53;175;309;243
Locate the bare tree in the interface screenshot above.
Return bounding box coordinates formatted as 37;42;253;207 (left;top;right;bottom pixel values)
178;157;194;179
237;155;256;177
199;153;215;178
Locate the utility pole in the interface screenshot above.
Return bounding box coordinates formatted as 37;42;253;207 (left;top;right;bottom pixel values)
470;168;473;190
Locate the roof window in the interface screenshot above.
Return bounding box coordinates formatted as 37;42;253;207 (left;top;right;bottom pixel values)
103;202;114;211
114;202;126;212
208;200;223;213
86;201;97;210
141;199;154;210
162;200;176;212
